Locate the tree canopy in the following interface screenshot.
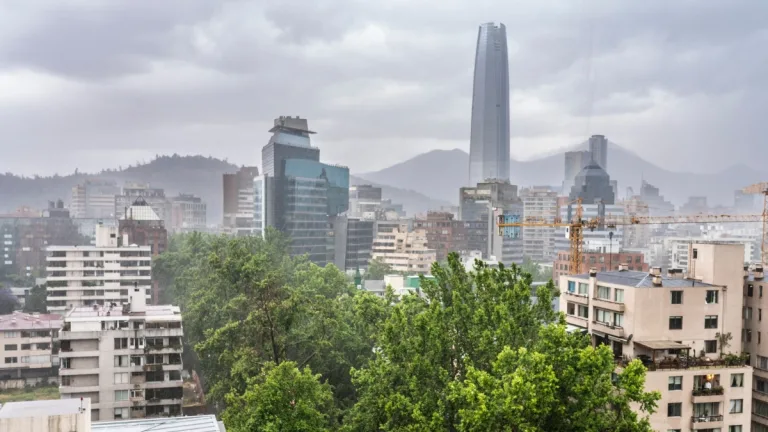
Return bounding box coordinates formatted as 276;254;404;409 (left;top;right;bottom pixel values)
156;234;659;431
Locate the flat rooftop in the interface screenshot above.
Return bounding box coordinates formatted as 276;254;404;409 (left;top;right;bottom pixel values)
570;270;718;288
0;398;86;418
93;414;223;432
66;304;181;320
0;311;62;331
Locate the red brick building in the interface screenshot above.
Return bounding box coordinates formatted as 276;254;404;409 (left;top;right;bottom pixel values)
552;250;649;285
413;212;468;262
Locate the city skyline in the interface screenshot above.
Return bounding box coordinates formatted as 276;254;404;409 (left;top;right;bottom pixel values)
0;1;765;176
468;22;510;186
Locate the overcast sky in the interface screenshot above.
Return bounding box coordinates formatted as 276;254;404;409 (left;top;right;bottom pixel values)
0;0;765;176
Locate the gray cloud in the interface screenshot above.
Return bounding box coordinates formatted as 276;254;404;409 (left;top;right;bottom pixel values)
0;0;766;176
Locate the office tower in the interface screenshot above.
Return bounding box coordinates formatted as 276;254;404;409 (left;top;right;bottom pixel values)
46;225;151;313
257;116;349;266
568;163;615;205
349;185;383;219
458;181;522;264
371;227;436;274
169;194;207;233
114;184;170;224
223;166;259;236
560;243;751;431
588;135;608;170
562;151;591;195
639;180;675;216
58;286;184;421
71;180;120;219
468;22;510;186
0;311;61;386
330;215;374;271
520;187;558;262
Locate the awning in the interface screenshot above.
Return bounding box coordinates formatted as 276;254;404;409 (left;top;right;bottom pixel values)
634;340;690;351
566;324;587;333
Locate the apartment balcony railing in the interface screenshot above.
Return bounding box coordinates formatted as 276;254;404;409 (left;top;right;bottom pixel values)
692;386;724;397
591;320;624;338
616;354;748;371
691;414;723;423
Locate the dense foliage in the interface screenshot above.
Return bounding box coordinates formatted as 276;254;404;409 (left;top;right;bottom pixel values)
156;232;659;431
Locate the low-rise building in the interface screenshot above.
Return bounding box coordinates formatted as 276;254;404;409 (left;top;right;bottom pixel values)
0;312;61;385
552;250;648;286
58;286;184;422
560;242;751;432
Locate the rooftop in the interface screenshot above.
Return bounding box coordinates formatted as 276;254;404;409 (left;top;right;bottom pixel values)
123;198;162;221
93;415;223;432
65;304;180;321
0;398;86;418
570;270;718;288
0;311;62;331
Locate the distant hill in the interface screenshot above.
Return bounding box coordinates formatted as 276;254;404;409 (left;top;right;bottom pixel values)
357;144;766;207
0;155;447;221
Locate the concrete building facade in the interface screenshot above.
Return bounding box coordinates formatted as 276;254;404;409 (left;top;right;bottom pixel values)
169;194;206;233
330;215;374;271
71;181;121;219
349;185;383;220
371;227;436;274
560;243;752;432
413;212;468;263
552;250;648;285
58;287;183;422
46;225;151;313
0;312;61;385
223;166;259;236
520;187;558;262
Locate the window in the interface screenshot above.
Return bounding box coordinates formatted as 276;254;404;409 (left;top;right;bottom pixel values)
705;315;718;329
669;316;683;330
692;248;698;259
21;344;30;350
114;407;129;420
114;355;128;367
706;290;719;304
3;331;19;338
567;281;575;292
759;355;768;370
114;338;128;349
729;399;743;413
761;332;763;344
758;377;768;393
597;286;610;300
578;283;588;295
596;309;611;324
746;329;753;343
567;303;575;315
762;285;764;298
614;313;624;328
4;344;17;351
745;307;753;320
4;357;17;364
614;289;624;303
748;285;754;297
667;402;682;417
114;372;129;384
131;389;144;398
671;291;683;304
668;376;682;391
169;370;181;381
577;305;588;319
731;373;744;387
114;390;129;401
705;340;717;353
729;426;742;432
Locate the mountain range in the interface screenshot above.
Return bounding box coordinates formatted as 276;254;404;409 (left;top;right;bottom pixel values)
357;143;765;207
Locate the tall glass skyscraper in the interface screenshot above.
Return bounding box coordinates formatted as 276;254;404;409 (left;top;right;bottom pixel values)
468;22;510;186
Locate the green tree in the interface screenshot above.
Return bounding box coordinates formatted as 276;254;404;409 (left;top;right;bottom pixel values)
223;361;335;432
23;284;47;314
343;253;659;431
521;256;548;282
365;257;394;280
0;288;19;314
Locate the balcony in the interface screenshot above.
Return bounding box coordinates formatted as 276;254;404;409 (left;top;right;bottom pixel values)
616;354;749;372
591;297;625;312
691;415;723;430
591;320;625;338
143;364;162;372
563;291;589;305
691;386;724;403
58;331;100;341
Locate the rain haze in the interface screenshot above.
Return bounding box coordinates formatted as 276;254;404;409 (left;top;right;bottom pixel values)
0;0;766;176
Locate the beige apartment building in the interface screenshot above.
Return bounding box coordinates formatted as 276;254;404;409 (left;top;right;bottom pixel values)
744;264;768;431
371;227;436;274
0;312;62;386
561;242;752;432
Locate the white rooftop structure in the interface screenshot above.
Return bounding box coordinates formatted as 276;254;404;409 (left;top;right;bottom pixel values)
93;415;224;432
0;398;90;431
123;198;161;221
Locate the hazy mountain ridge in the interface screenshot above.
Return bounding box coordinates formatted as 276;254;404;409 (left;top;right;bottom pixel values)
0;155;448;221
357;144;766;207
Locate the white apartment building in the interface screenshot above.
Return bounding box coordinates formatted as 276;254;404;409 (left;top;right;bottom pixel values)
0;312;61;385
555;204;625;254
520;187;558;262
46;225;151;313
661;237;756;272
561;242;752;432
371;228;436;274
59;286;183;422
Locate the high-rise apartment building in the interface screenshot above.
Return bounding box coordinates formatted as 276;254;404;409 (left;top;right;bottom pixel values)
371;227;436;274
71;181;121;219
560;243;752;432
58;287;183;422
169;194;207;233
588;134;608;170
114;184;170;224
46;225;151;313
468;22;510;186
520;187;558;262
257;116;349;266
223;166;259;236
0;311;62;385
349;185;383;220
330;215;374;271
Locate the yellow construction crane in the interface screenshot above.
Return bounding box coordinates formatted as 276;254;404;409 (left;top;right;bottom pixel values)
498;195;767;275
